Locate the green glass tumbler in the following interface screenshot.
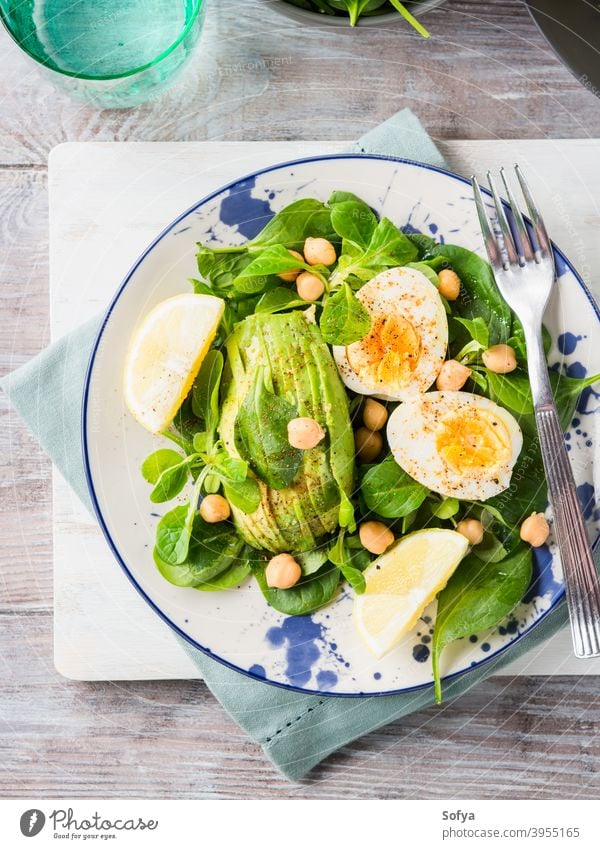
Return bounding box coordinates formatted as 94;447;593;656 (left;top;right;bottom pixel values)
0;0;205;108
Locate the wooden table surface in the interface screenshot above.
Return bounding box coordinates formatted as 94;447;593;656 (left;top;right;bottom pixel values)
1;0;599;799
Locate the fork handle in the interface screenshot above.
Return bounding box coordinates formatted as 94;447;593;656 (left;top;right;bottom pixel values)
535;402;600;656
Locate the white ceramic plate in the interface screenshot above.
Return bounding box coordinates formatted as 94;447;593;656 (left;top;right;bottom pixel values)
83;154;600;696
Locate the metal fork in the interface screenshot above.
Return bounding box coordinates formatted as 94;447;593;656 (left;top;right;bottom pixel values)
472;165;600;658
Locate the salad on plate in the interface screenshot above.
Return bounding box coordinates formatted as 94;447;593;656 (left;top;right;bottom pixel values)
123;190;599;700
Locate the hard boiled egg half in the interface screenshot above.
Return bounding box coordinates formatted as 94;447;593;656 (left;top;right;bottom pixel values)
387;391;523;501
333;266;448;401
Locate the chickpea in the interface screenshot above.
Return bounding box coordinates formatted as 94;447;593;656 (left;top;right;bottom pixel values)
304;237;337;267
296;271;325;302
482;344;517;374
287;416;325;450
520;512;550;547
354;426;383;463
265;553;302;589
278;249;304;283
436;359;472;391
456;518;484;545
359;521;395;555
199;493;231;523
438;268;461;301
362;398;388;432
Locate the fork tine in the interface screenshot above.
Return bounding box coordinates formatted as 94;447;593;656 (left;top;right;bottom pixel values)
515;164;551;260
487;171;518;268
471;177;503;270
500;167;533;265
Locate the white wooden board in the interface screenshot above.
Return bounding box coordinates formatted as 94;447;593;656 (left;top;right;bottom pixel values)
50;139;600;680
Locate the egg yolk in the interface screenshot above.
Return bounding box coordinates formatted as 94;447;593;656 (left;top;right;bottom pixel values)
346;314;421;389
436;408;511;475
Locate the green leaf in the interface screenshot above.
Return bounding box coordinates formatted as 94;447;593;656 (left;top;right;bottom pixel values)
428;244;512;345
149;460;191;504
154;514;245;587
141;449;185;484
550;370;600;431
486;434;546;525
155;505;194;566
255;287;308;314
254;563;341;615
487;370;534;417
247;198;336;251
405;261;440;288
361;455;429;518
234;366;303;489
328;529;366;594
232;245;318;293
296;548;329;576
432;545;533;703
330;200;378;251
215;454;248;482
193;432;209;453
222;476;261;513
194;559;253;592
431;497;460;520
320;282;371;345
454;316;489;349
472;530;509;563
192;349;224;440
196;246;252;293
330;217;417;287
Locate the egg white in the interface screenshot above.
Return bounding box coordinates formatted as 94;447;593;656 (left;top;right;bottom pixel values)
387;391;523;501
333;266;448;402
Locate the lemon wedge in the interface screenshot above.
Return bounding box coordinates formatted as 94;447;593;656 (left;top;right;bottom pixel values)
354;529;469;658
123;293;224;434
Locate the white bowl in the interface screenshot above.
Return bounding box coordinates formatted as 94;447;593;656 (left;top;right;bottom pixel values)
266;0;446;28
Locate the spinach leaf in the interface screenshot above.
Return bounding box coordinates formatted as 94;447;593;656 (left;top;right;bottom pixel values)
331;217;417;286
320;282;371;345
550;370;600;431
406;261;440;288
141;449;186;484
196;246;252;293
486;434;546;525
149;458;194;504
361;455;429;518
192;349;224;440
255;287;308;314
234;367;303;489
254;563;341;615
194;559;253;592
232;245;322;293
328;530;366;594
155;504;194;566
247;198;336;251
432;545;533;702
428;244;512;345
296;548;329;576
453;316;489;349
154;514;245;587
328;190;368;207
330;200;378;251
222;476;261;513
487;370;534;417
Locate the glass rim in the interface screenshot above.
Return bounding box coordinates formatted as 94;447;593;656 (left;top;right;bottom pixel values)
0;0;204;82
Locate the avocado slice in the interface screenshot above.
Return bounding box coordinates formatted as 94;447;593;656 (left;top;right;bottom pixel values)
219;311;355;552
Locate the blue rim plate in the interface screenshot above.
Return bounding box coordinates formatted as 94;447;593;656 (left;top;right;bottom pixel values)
82;154;600;697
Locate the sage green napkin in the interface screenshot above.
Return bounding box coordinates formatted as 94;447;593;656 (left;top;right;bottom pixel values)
2;109;574;781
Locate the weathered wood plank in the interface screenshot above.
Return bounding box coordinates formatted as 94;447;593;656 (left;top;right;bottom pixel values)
0;0;598;168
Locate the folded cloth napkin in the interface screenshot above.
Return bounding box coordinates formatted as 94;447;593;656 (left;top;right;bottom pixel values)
2;109;576;781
